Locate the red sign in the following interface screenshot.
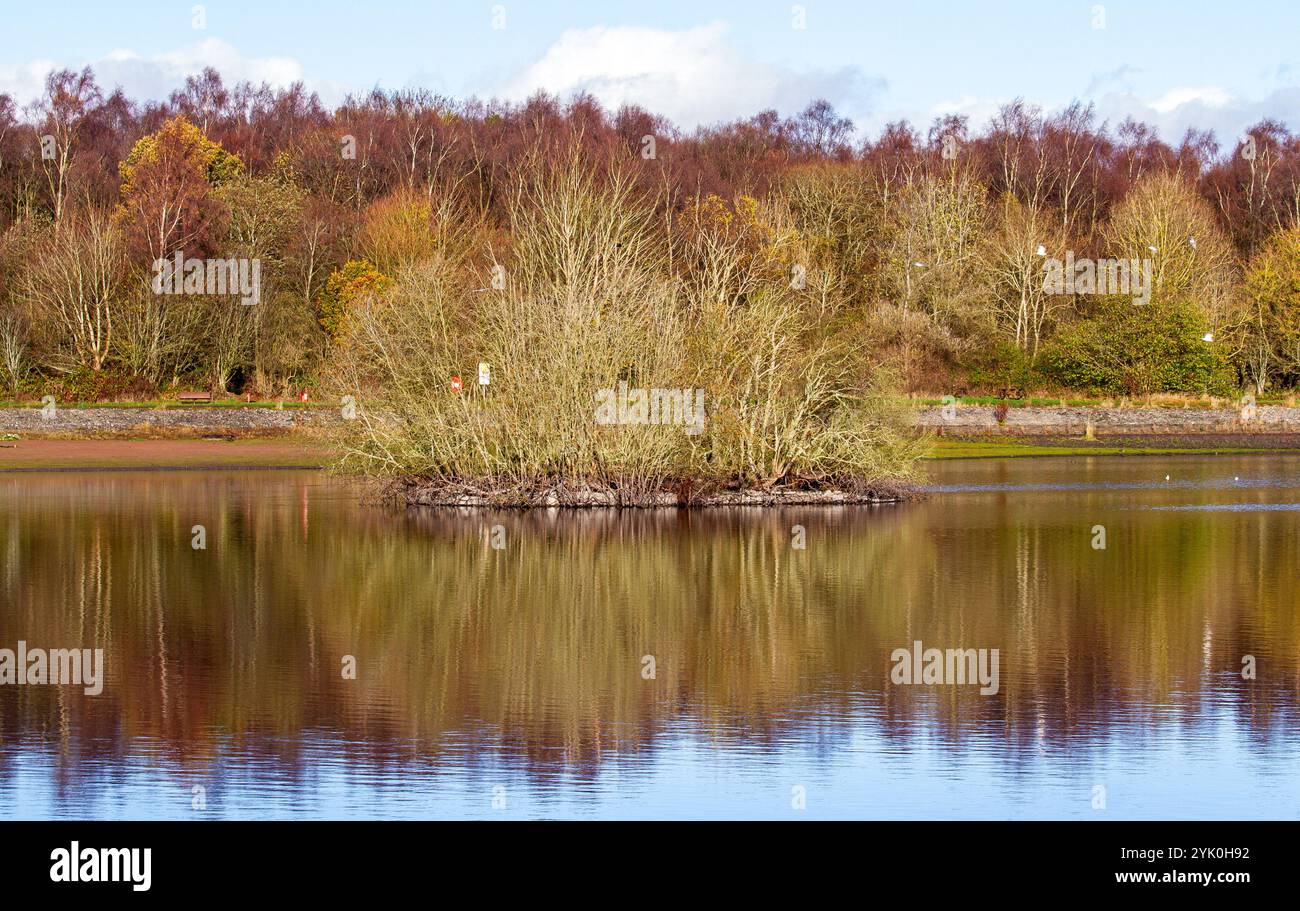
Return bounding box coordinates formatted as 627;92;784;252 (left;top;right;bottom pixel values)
300;391;309;403
450;375;463;393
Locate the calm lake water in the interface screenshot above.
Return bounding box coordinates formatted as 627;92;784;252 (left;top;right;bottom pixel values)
2;455;1299;820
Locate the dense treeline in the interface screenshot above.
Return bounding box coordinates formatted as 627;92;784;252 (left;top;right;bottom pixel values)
2;66;1300;407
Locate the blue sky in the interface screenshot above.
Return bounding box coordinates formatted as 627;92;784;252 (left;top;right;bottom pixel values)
3;0;1299;142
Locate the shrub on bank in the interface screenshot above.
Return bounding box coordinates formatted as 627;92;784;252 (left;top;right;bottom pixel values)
50;368;157;403
1038;298;1232;396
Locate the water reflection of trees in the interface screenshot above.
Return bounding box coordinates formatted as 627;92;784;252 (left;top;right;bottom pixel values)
1;469;1298;782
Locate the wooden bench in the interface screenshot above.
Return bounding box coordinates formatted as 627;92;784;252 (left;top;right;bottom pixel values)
176;391;213;404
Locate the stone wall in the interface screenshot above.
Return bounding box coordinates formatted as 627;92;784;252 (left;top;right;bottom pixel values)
6;404;1300;439
915;405;1300;436
0;407;342;436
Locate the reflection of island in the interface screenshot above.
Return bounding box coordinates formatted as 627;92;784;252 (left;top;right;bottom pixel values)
1;469;1297;788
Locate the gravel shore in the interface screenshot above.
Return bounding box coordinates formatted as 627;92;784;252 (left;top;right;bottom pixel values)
8;404;1299;439
0;406;341;437
916;404;1300;436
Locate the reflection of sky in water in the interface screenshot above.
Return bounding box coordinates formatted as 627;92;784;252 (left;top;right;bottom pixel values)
7;696;1299;820
1152;503;1300;511
926;475;1295;495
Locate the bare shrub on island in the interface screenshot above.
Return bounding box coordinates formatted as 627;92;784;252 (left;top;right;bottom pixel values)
332;148;923;506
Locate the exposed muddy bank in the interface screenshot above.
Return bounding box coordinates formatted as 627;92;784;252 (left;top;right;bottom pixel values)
0;438;330;470
915;404;1300;437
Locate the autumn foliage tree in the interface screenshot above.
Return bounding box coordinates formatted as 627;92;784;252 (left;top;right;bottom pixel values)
1244;225;1300;390
318;259;391;344
117;115;243;262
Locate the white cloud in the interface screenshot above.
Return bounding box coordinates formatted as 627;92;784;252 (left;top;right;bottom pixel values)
0;59;59;106
0;39;315;107
1147;86;1233;114
496;22;881;130
887;81;1300;149
1092;85;1300;144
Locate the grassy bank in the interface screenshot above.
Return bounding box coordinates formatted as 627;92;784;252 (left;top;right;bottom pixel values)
927;436;1300;459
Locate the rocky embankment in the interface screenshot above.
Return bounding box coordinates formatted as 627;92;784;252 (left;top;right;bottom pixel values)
915;404;1300;437
0;406;342;437
5;403;1300;441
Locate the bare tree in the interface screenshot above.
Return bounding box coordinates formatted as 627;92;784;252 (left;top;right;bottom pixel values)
982;198;1067;358
22;211;125;371
0;309;27;395
30;68;102;223
1107;172;1247;358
